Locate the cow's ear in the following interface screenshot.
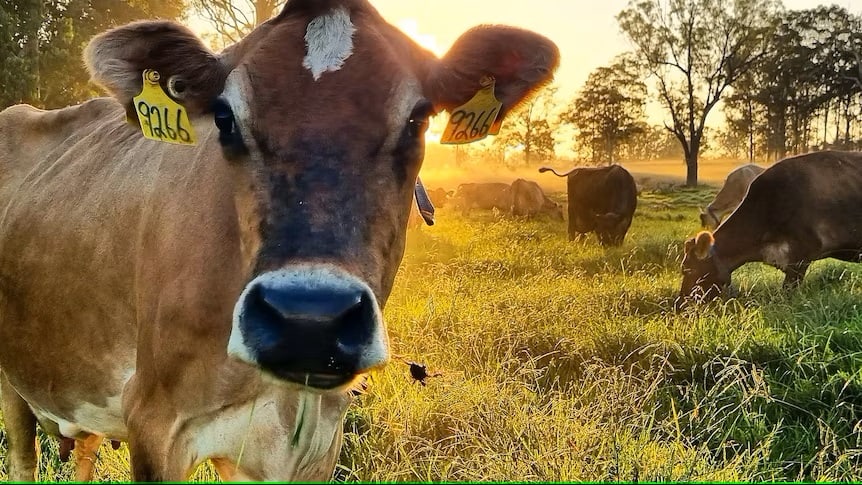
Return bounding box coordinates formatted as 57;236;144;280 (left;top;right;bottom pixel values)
684;237;696;255
693;231;715;260
428;25;559;118
84;20;228;117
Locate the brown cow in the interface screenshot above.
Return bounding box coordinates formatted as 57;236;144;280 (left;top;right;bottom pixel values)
700;164;765;229
427;187;453;208
510;178;564;220
452;182;513;214
678;151;862;306
539;165;637;246
0;1;559;481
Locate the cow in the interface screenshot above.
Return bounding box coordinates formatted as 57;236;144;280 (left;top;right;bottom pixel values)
538;164;637;246
677;150;862;306
0;1;559;481
452;182;513;215
699;163;765;229
427;187;453;208
510;178;564;220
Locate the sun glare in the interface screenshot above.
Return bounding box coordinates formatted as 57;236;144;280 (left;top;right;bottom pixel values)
395;18;444;57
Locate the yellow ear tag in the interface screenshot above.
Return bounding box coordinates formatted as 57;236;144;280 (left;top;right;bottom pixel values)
440;76;502;145
132;69;197;145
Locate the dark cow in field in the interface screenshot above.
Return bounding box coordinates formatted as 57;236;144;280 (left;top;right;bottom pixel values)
678;151;862;306
510;178;564;220
453;182;513;214
0;1;559;481
539;164;637;246
700;164;765;229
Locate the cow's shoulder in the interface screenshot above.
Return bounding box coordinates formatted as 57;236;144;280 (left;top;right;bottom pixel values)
1;98;124;141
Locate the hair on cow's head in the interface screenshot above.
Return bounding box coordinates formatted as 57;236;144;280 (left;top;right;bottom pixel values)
692;231;714;260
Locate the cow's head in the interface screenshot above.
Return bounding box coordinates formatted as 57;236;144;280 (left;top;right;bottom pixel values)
85;0;559;391
699;208;720;229
676;231;730;308
544;199;565;221
594;212;628;246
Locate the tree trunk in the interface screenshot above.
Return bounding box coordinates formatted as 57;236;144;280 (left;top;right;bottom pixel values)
685;155;698;187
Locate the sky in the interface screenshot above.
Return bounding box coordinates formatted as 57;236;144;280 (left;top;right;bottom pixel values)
367;0;862;101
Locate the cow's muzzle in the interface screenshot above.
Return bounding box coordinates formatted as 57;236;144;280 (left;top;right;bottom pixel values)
227;266;388;390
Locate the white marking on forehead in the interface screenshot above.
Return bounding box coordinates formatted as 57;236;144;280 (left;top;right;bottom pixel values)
302;7;356;81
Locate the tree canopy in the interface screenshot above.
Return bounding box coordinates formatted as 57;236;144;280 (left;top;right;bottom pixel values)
0;0;184;110
618;0;780;186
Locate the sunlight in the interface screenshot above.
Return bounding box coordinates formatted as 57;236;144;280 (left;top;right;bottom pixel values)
394;18;444;57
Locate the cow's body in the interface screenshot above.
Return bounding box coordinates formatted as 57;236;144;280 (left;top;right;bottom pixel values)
0;1;558;481
510;178;563;220
679;150;862;303
539;164;637;246
453;182;512;214
700;163;765;229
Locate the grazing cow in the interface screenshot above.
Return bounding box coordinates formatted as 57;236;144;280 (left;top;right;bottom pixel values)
427;187;453;208
452;182;513;214
0;1;559;481
539;165;637;246
700;164;765;229
678;151;862;305
510;178;564;220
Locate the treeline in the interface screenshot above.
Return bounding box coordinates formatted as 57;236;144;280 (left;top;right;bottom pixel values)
721;6;862;162
470;1;862;186
0;1;185;109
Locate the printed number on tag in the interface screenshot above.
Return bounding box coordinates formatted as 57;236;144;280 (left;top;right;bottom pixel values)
440;78;502;145
132;70;197;145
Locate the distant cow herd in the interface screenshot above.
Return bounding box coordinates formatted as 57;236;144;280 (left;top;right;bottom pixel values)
421;164;638;247
417;150;862;310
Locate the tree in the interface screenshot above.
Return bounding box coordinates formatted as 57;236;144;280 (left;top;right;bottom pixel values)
0;0;185;110
617;0;779;186
190;0;283;47
563;55;646;165
720;70;762;161
720;6;862;160
624;124;683;160
494;84;558;167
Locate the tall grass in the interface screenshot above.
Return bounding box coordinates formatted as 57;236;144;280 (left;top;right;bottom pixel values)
2;185;861;482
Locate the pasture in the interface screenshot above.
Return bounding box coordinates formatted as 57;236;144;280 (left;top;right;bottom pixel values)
2;169;862;482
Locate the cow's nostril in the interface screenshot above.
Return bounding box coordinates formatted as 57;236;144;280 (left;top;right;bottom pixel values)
334;293;375;349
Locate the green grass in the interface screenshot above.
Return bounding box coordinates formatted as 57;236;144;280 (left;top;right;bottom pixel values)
3;185;862;482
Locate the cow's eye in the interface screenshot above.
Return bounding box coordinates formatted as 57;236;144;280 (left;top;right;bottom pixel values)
407;100;434;138
212;97;247;158
213;98;234;132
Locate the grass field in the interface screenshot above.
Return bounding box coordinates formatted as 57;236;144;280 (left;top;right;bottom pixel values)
2;176;862;482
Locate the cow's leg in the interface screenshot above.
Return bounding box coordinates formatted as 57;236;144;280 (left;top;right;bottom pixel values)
127;421;189;482
0;371;38;482
73;434;104;482
125;391;190;482
782;261;810;289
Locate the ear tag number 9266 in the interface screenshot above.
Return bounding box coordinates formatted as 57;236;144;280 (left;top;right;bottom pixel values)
440;76;503;145
133;69;197;145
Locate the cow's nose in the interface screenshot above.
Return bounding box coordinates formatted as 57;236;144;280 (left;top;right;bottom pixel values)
228;268;388;389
